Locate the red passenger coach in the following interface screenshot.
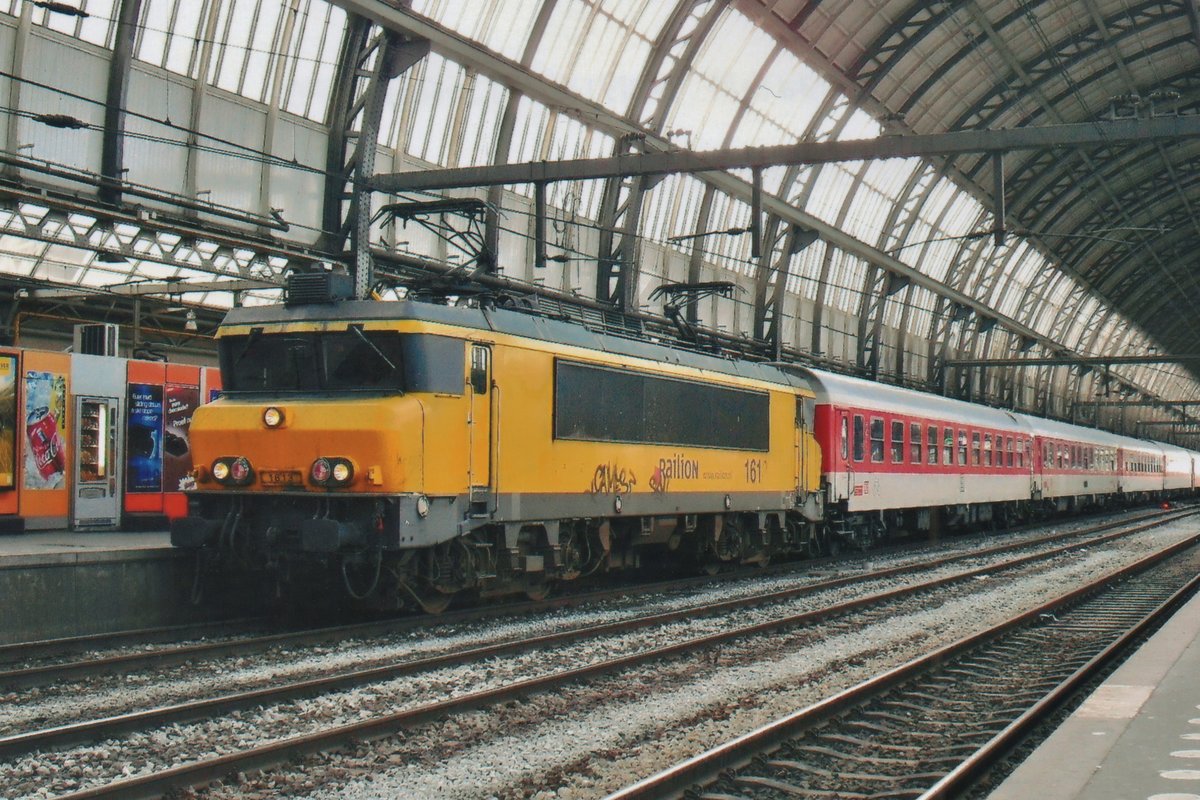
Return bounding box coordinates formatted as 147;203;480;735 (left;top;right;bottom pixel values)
1021;416;1120;509
803;369;1033;544
1117;438;1169;498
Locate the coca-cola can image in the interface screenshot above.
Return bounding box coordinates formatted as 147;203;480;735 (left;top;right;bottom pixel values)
26;406;65;480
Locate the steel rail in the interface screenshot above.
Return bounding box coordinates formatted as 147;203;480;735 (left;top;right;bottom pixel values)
0;618;268;666
4;509;1191;759
917;571;1200;799
603;534;1200;800
0;506;1176;692
33;514;1196;797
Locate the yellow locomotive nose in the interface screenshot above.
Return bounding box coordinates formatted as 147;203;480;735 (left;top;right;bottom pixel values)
189;396;421;495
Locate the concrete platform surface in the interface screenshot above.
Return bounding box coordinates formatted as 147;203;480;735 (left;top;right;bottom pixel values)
990;587;1200;800
0;530;173;568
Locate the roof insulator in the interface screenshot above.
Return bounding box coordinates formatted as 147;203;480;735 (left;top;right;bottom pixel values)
32;113;88;129
33;1;89;17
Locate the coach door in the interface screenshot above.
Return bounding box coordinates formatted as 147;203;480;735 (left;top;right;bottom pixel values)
467;344;492;503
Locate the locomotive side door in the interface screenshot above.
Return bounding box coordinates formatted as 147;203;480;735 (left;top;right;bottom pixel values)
467;344;493;503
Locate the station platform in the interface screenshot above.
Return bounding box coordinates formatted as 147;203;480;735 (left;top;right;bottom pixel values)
990;587;1200;800
0;529;213;645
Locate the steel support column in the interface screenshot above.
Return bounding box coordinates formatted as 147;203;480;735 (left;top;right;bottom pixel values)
321;16;428;297
98;0;142;206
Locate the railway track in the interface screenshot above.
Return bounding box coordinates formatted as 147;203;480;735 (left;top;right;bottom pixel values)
0;505;1180;692
9;509;1196;799
606;530;1200;799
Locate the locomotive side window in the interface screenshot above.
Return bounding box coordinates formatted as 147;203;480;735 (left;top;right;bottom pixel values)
470;345;489;394
869;418;885;463
890;420;904;463
553;360;769;450
841;416;849;460
910;422;922;463
853;416;865;461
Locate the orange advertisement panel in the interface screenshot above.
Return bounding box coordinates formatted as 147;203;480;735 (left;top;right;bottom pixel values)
19;350;70;524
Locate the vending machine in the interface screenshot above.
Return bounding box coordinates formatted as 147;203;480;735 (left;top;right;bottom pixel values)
71;353;125;529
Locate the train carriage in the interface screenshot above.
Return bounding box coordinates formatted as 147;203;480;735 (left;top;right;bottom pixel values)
803;369;1034;538
1160;443;1195;494
1018;415;1121;507
1116;438;1167;499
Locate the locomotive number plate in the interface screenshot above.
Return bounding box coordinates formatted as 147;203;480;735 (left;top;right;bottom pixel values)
260;470;303;487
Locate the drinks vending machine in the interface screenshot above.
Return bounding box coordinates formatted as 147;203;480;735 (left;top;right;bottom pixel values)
73;396;122;528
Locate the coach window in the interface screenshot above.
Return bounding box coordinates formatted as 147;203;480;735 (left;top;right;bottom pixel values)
1016;440;1023;468
927;426;938;465
983;434;993;467
971;432;981;466
911;422;922;463
840;416;849;460
1006;437;1014;468
891;420;904;463
958;430;968;466
870;418;885;462
853;415;865;461
943;427;954;465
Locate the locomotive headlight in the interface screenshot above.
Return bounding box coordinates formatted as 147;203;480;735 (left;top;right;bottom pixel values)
331;461;352;484
416;495;430;518
211;457;253;486
229;457;253;485
262;407;284;428
310;458;331;485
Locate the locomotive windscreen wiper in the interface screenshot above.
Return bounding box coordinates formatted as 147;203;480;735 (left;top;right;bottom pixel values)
349;324;398;373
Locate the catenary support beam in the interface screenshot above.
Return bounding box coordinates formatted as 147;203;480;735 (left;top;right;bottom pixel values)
948;355;1200;367
372;116;1200;192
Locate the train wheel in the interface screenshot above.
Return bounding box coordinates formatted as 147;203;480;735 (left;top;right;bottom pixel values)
415;587;453;614
525;580;552;602
401;580;455;614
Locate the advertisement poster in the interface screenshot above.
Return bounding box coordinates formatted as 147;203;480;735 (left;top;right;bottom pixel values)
163;384;198;492
126;383;163;493
23;370;67;490
0;356;16;489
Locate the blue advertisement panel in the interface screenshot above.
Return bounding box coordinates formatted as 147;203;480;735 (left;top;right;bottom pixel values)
126;383;163;493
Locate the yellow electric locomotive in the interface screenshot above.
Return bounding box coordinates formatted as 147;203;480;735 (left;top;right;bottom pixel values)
172;278;824;610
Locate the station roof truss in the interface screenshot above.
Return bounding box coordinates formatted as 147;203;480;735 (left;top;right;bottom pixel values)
0;0;1198;438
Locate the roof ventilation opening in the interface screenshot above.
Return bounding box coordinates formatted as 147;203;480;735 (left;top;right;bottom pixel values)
286;271;355;306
